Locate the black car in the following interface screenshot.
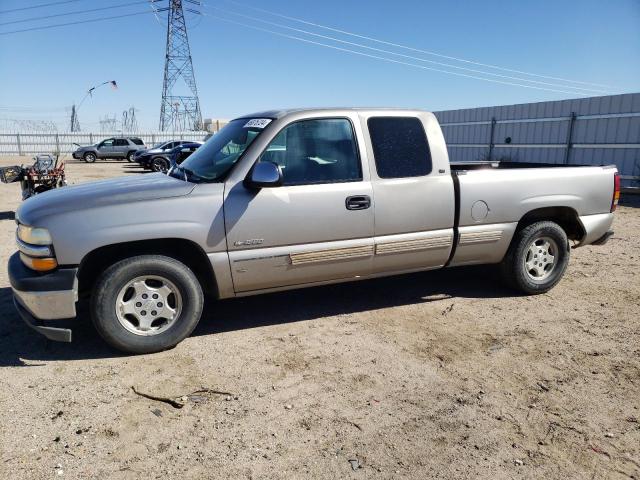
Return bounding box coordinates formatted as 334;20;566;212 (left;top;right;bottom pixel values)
152;142;202;173
134;140;194;170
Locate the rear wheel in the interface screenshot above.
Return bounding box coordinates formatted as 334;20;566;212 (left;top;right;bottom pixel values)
91;255;204;354
126;151;135;162
500;221;569;294
83;152;96;163
151;157;170;173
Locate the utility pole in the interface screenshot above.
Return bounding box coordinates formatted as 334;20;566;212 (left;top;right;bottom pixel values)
70;104;80;132
158;0;202;132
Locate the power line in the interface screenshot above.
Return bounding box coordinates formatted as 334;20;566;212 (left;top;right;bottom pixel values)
0;0;86;15
0;1;151;27
210;6;609;95
208;15;588;96
220;0;612;90
0;10;154;35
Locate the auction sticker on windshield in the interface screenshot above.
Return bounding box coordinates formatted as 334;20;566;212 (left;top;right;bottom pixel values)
244;118;272;129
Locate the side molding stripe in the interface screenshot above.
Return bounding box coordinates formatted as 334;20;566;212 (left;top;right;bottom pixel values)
289;245;374;265
458;230;503;245
375;235;452;255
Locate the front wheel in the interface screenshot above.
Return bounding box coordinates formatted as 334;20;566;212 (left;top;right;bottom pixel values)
151;157;170;173
83;152;96;163
91;255;204;354
500;221;569;294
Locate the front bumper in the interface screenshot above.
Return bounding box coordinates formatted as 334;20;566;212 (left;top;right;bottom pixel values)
72;151;83;159
13;298;72;342
136;156;153;167
8;252;77;342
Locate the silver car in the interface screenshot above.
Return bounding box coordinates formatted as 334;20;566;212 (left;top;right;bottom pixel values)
72;137;146;163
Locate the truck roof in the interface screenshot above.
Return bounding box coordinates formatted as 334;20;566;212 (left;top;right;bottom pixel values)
237;107;429;120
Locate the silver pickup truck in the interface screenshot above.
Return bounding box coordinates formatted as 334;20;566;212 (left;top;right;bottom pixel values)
8;108;619;354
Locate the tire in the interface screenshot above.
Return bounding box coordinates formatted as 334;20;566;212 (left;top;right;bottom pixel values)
91;255;204;354
151;157;170;173
83;152;96;163
126;151;135;162
499;221;570;295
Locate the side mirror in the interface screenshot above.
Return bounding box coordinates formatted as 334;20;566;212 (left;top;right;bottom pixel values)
244;161;283;189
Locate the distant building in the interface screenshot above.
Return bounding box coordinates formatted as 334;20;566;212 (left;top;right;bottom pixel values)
203;118;229;133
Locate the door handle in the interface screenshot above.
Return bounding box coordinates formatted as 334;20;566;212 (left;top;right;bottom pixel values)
345;195;371;210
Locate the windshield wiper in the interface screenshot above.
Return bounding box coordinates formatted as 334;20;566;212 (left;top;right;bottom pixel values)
173;165;205;183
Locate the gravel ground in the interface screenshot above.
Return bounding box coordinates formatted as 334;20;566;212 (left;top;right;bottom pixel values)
0;155;638;479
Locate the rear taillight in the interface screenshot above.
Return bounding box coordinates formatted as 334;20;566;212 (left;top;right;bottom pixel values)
611;172;620;212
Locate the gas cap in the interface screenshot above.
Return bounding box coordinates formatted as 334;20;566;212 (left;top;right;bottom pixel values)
471;200;489;221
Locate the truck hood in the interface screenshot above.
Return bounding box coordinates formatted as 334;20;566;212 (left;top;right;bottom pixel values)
17;173;196;225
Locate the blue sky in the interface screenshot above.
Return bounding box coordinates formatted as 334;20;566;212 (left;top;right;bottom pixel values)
0;0;639;130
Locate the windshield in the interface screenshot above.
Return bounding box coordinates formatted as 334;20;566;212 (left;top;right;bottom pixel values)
152;141;170;149
170;118;270;183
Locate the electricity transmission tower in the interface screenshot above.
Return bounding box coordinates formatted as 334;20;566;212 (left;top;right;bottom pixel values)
157;0;202;131
99;115;118;132
122;107;138;132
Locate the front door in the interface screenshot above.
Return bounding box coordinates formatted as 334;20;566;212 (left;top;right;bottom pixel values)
97;138;114;158
225;117;374;293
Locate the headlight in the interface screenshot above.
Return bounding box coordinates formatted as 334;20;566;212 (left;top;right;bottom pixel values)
17;225;52;245
16;225;57;271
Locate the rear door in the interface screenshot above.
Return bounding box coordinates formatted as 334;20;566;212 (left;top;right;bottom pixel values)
113;138;129;157
224;116;374;292
363;113;455;274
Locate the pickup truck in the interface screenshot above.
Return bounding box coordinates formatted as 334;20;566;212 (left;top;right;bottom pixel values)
8;108;619;354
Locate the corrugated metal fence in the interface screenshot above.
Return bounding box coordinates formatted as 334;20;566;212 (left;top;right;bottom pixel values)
0;131;209;156
434;93;640;188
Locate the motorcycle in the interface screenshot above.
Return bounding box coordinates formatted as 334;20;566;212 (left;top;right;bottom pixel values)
0;154;67;200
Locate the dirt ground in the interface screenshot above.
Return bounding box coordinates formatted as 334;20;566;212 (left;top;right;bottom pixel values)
0;155;638;480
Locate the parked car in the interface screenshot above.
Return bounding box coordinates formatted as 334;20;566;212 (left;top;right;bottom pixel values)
72;137;146;163
166;142;203;172
9;108;619;354
134;140;193;170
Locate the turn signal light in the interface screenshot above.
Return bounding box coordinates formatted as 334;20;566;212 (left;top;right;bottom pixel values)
611;172;620;212
20;253;58;272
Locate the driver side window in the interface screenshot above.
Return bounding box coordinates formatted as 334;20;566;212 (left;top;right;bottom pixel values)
100;139;114;148
259;118;361;186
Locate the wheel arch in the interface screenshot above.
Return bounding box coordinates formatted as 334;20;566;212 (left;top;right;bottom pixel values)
516;206;585;242
77;238;218;299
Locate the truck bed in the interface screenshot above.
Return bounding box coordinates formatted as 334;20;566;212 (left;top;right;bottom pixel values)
446;161;616;267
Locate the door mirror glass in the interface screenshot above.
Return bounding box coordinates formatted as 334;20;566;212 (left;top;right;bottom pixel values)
244;161;282;189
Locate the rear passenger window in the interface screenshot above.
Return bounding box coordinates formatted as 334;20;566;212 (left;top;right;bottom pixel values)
368;117;432;178
261;118;361;186
114;139;128;146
